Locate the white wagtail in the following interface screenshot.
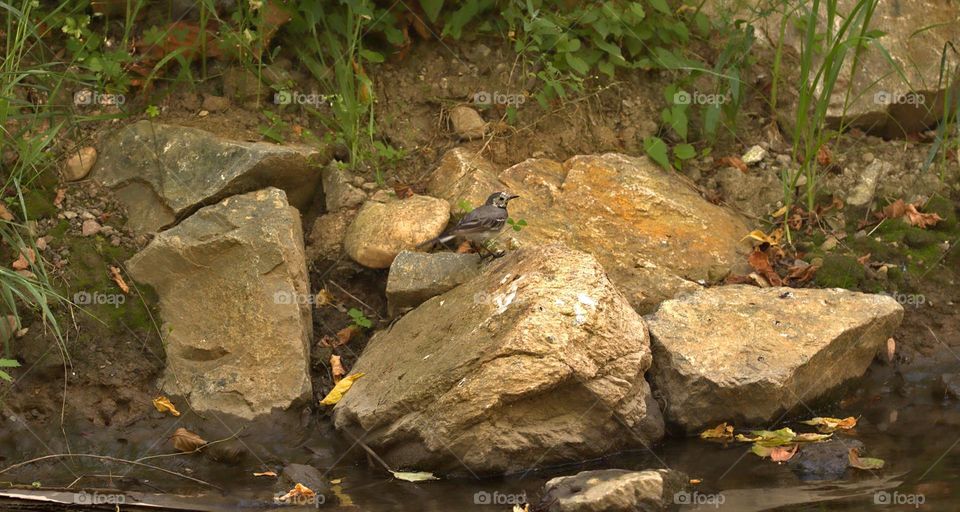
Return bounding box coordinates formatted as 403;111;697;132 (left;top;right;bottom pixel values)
419;191;520;256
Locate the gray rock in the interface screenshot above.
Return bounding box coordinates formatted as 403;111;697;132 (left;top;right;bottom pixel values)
449;105;486;140
845;159;891;207
305;209;357;263
333;244;664;475
646;285;903;432
386;251;481;315
92;121;325;233
321;163;366;212
343;195;449;269
940;373;960;399
126;188;312;419
540;469;688;512
275;463;330;502
742;145;766;165
788;439;863;481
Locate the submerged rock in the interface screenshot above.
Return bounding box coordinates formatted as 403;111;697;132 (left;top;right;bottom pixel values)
93;121;326;233
333;244;664;475
425;150;751;313
646;285;903;432
343;195;449;269
540;469;688;512
386;251;481;316
788;439;864;481
127;188;312;419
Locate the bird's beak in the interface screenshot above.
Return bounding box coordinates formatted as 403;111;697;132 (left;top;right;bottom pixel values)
507;194;520;201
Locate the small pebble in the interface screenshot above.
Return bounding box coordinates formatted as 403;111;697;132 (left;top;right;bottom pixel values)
62;147;97;181
81;219;101;237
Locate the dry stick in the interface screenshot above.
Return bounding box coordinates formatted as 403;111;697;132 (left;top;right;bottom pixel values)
341;429;392;474
327;280;382;320
0;454;222;491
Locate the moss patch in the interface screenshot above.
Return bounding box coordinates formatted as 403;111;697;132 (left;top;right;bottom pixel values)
814;254;866;289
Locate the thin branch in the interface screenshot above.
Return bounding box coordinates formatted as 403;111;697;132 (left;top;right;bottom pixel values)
0;454;222;491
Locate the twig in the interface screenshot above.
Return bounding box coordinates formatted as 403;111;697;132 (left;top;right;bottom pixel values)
341;429;392;474
0;454;222;491
327;280;382;319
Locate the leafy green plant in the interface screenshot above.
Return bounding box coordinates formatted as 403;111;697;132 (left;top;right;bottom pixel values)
348;307;373;329
0;359;20;382
506;218;528;232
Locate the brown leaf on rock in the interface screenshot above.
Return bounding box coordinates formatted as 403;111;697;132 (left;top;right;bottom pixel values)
771;444;799;463
330;354;346;383
171;427;207;452
11;248;34;270
109;266;130;293
748;248;782;286
716;156;748;173
393;184;414;199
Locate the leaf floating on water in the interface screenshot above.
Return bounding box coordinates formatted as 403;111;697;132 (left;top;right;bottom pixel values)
699;422;734;441
391;470;439;482
735;433;760;443
886;338;896;363
276;483;316;503
792;432;833;443
770;444;798;463
751;444;773;458
319;373;365;405
253;471;278;477
170;427;207;452
800;416;856;433
331;478;354;506
689;478;702;485
849;448;885;470
750;428;797;447
152;396;180;416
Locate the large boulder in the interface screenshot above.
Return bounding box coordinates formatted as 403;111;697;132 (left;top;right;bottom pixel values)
425;150;750;313
93;121;326;233
343;194;449;269
646;285;903;432
540;469;688;512
333;244;664;475
127;188;312;419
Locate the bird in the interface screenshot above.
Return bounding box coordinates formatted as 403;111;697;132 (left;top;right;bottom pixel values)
419;191;520;256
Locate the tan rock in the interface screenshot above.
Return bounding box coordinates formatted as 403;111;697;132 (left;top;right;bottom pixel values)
343;195;449;269
449;105;486;140
333;244;664;475
646;285;903;432
63;146;97;181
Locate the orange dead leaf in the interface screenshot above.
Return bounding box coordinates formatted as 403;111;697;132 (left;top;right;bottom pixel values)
170;427;207;452
786;261;820;285
109;265;130;293
393;184;414;199
0;203;13;221
748;248;782;286
276;483;316;503
53;188;66;208
771;444;799;463
254;471;278;477
335;325;358;347
816;146;832;166
330;354;346;383
11;248;34;270
856;253;871;265
883;199;943;228
717;156;748;173
152;396;180;416
886;337;896;363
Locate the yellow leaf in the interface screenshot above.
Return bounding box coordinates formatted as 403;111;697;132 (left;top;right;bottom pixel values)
391;470;439;482
319;373;365;405
800;416;857;433
741;229;779;246
253;471;278;477
152;396;180;416
771;205;789;217
699;422;734;441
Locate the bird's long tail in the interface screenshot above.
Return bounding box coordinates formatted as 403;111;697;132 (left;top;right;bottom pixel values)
416;233;456;250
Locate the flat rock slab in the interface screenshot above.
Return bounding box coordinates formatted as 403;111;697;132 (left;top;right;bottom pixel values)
93;120;326;233
646;285;903;432
333;244;664;475
540;469;688;512
127;188;312;419
426;151;751;313
386;251;481;315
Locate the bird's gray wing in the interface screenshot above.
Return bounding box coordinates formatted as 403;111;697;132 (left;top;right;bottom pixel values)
453;205;507;234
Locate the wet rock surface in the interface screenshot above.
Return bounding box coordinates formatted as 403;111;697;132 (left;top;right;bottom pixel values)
539;468;688;512
333;244;664;475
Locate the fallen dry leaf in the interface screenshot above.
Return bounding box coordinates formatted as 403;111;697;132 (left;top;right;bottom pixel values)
11;248;34;270
699;422;734;442
276;483;316;503
857;253;872;265
319;373;365;406
152;396;180;416
456;241;473;254
786;261;820;284
800;416;857;433
109;266;130;293
393;184;415;199
770;444;799;462
816;146;832;166
886;337;896;363
170;427;207;452
330;354;346;383
335;325;359;347
882;199;943;228
689;479;702;485
717;156;748;173
315;289;336;309
849;448;885;470
748;248;782;287
0;203;13;221
254;471;278;477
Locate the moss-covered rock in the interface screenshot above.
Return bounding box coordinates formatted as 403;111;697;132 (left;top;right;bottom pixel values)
22;188;57;219
926;194;958;231
814;254;866;289
904;228;941;249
